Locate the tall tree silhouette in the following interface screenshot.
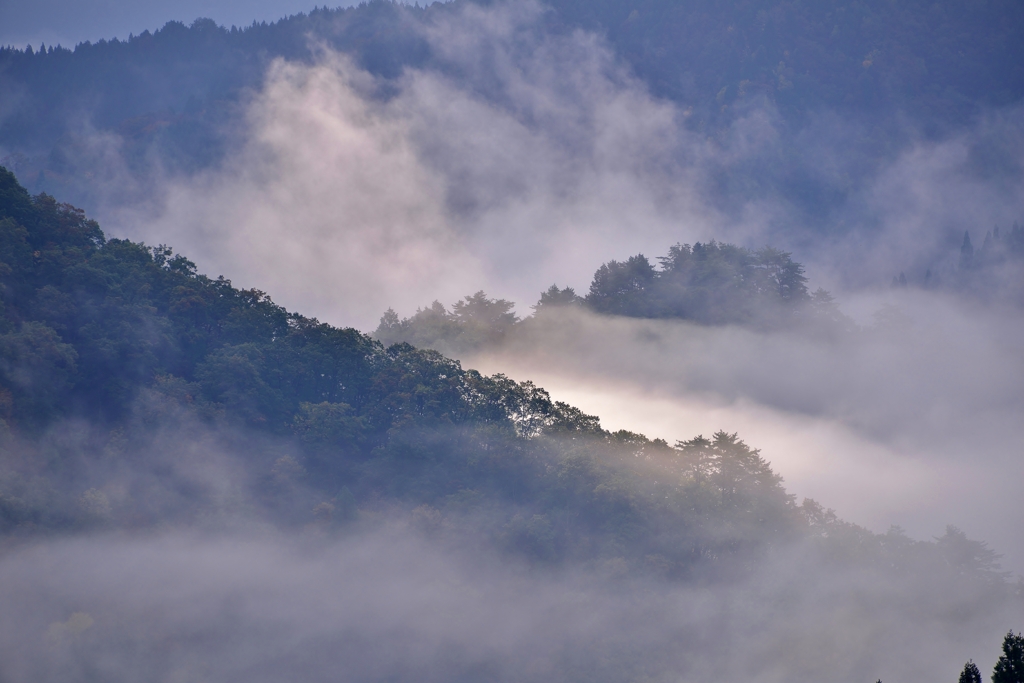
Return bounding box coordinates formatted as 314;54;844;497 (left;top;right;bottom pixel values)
958;660;981;683
993;631;1024;683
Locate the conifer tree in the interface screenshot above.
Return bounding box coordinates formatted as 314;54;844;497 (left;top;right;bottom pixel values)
959;660;981;683
993;631;1024;683
960;231;975;270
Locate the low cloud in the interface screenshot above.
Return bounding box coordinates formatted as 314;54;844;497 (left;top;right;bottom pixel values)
103;1;732;329
77;0;1024;573
464;295;1024;571
0;524;1018;683
6;6;1023;672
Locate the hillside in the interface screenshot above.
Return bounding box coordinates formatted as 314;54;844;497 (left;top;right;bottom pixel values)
0;161;1016;572
2;0;1023;223
0;163;803;566
2;167;1023;680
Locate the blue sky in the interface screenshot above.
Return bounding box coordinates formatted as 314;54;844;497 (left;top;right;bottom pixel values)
0;0;360;49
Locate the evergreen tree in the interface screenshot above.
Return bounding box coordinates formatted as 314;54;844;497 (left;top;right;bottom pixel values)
534;284;581;310
960;231;975;270
993;631;1024;683
959;660;981;683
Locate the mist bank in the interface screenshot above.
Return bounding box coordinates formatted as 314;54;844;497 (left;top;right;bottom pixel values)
367;232;1024;570
1;164;1022;681
3;0;1023;328
2;2;1023;676
92;36;1024;332
1;524;1019;683
451;295;1024;571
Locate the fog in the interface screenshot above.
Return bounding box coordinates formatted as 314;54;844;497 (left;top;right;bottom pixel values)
1;390;1019;681
3;1;1024;678
464;293;1024;571
83;1;1024;564
0;524;1016;683
82;1;1024;327
102;1;726;326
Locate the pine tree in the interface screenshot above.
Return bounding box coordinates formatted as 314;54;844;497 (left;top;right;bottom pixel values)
960;231;975;270
958;660;981;683
993;631;1024;683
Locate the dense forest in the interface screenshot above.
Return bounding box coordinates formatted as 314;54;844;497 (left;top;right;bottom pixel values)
4;0;1022;141
2;0;1023;678
376;225;1024;357
375;241;853;355
0;164;810;567
2;0;1023;220
1;166;1022;679
0;164;1012;580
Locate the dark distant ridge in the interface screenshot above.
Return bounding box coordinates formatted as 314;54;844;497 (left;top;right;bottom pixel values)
3;0;1022;232
2;0;1022;157
0;4;432;153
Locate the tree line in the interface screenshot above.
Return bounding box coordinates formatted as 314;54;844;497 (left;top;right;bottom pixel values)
0;165;1019;615
952;630;1024;683
375;240;853;355
890;224;1024;304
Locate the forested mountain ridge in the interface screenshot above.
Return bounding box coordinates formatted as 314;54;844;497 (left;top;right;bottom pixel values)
549;0;1024;128
377;227;1024;357
4;0;1021;140
2;0;1022;217
0;4;430;189
374;241;851;355
3;1;1024;677
0;164;1016;599
0;163;808;572
2;168;1023;682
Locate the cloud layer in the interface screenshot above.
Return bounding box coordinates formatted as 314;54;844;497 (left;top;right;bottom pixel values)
107;2;733;328
1;525;1018;683
83;0;1024;571
465;294;1024;570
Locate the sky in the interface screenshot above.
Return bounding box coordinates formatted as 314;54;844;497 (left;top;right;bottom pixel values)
0;0;358;49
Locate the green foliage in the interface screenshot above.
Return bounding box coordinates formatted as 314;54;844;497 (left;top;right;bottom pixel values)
0;168;1016;590
587;254;658;317
585;240;815;327
377;240;849;356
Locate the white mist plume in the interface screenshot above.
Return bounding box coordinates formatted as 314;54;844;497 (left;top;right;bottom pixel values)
90;0;1024;570
465;295;1024;571
107;1;735;328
